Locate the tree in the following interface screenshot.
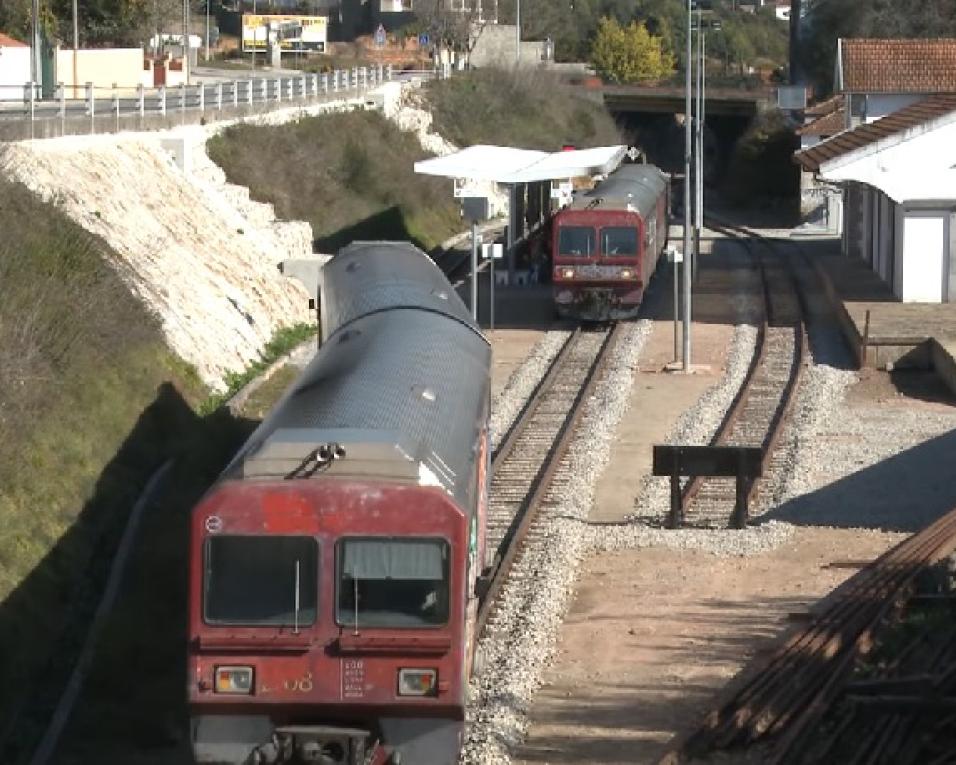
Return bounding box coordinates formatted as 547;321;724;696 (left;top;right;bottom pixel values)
590;16;674;83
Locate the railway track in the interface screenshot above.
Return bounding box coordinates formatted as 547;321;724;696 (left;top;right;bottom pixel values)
476;323;622;637
680;223;808;528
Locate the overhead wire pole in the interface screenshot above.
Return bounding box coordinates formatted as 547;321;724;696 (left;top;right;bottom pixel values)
72;0;79;99
682;0;693;371
694;6;703;280
515;0;521;64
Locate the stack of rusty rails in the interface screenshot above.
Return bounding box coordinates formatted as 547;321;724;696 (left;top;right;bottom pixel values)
660;505;956;765
476;324;622;638
677;225;808;529
799;595;956;765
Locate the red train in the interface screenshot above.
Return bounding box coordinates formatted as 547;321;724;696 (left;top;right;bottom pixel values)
551;164;670;321
188;242;491;765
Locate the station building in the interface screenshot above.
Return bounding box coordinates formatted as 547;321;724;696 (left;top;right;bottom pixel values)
797;96;956;303
796;39;956;304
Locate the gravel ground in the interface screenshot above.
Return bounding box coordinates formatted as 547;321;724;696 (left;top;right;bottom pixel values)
465;320;653;764
466;237;956;764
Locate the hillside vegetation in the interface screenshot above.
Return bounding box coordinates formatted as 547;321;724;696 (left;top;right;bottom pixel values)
0;171;209;757
425;68;622;150
207;109;463;253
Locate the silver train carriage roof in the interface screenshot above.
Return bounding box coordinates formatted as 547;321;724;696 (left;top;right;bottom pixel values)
226;241;491;517
565;164;669;220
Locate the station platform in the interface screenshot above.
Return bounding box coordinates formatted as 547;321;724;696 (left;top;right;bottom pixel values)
802;236;956;394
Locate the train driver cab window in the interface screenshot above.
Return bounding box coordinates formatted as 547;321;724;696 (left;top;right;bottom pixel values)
204;536;318;626
558;226;596;257
601;227;639;256
337;538;450;628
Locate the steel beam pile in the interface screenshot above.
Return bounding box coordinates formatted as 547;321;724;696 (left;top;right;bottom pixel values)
667;505;956;764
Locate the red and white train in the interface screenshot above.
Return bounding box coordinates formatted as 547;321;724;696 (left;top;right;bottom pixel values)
188;242;491;765
551;164;670;321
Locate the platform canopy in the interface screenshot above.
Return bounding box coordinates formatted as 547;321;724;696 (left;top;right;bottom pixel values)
414;144;627;184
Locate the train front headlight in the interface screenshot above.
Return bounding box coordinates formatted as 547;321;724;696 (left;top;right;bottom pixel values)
398;668;437;696
559;267;575;280
214;665;254;694
620;268;634;279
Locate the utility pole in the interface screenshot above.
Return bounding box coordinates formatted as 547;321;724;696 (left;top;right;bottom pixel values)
694;9;703;279
183;0;190;84
31;0;41;98
682;0;693;371
205;0;211;61
515;0;520;64
72;0;79;99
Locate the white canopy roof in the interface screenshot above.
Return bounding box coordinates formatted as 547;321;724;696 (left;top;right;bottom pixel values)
817;108;956;203
414;144;627;184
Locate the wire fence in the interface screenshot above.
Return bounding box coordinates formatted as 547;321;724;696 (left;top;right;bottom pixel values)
0;64;410;141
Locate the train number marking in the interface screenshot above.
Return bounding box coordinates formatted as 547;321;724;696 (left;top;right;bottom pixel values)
204;515;223;533
283;671;313;693
342;659;365;699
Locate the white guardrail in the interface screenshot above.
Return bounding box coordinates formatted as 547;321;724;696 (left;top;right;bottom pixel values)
0;64;403;139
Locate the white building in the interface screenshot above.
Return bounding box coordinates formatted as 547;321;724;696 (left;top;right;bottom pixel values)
0;32;31;101
796;95;956;303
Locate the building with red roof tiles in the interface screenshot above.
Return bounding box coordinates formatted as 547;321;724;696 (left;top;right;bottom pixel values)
836;38;956;128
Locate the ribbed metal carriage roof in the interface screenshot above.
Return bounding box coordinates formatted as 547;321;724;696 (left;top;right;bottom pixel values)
569;164;668;218
228;242;490;515
320;241;478;342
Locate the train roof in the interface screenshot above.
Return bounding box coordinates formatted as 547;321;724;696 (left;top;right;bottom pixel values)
228;242;491;515
564;164;669;218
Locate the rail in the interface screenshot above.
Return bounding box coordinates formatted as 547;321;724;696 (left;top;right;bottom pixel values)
674;221;808;529
477;324;622;638
0;64;398;141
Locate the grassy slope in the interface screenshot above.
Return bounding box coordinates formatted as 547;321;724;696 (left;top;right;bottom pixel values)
208;71;622;257
207;109;462;253
0;174;209;760
426;68;622;152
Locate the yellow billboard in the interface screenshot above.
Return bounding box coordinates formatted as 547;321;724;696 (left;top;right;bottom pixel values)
242;14;328;53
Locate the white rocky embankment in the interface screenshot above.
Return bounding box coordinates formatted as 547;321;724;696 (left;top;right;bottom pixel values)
1;132;312;391
0;86;408;391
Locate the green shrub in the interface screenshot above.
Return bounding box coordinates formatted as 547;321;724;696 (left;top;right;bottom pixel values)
426;68;622;151
207;110;462;253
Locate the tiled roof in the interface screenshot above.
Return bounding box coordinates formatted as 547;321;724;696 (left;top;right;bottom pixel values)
805;94;844;117
795;94;956;171
798;108;846;137
0;32;27;47
841;39;956;94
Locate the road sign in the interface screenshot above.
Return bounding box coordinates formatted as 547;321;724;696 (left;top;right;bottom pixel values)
418;33;430;47
481;243;504;260
374;24;386;48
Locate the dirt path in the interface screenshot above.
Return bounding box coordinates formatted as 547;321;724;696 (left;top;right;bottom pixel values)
516;528;901;764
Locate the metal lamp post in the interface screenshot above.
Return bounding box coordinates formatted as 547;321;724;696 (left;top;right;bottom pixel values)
515;0;520;64
694;6;703;280
682;0;693;371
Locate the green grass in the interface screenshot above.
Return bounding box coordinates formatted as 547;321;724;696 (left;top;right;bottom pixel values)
238;364;303;421
199;323;316;416
425;68;623;152
207;109;463;253
0;174;210;761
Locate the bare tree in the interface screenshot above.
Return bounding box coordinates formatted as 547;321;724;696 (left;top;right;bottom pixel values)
414;0;487;55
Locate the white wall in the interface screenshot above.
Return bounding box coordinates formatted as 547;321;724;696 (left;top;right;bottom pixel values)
55;48;148;94
0;45;31;100
900;212;947;302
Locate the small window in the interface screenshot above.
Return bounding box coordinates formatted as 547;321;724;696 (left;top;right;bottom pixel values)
204;536;317;626
337;538;450;628
558;226;596;257
601;227;639;257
